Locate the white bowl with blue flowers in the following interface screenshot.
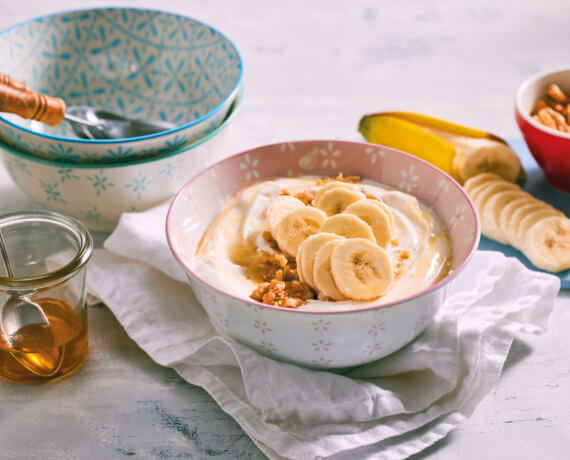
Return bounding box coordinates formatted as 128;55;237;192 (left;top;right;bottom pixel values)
0;87;242;232
0;7;243;164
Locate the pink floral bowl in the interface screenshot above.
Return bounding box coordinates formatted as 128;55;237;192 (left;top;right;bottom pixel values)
166;140;480;369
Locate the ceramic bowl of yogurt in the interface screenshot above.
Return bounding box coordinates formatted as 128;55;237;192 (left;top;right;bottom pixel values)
166;140;480;369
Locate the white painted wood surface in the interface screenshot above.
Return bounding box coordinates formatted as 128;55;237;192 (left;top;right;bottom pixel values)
0;1;569;458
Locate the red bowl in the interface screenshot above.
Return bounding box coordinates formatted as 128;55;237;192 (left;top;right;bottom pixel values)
515;67;570;193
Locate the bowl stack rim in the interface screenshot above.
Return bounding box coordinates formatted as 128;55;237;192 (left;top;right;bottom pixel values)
0;6;244;144
0;85;244;169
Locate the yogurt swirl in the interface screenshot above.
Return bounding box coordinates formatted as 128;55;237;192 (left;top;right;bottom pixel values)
193;177;451;311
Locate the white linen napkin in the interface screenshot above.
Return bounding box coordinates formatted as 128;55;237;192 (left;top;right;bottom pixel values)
86;202;560;460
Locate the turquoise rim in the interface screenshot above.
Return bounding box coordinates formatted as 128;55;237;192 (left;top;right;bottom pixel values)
0;85;243;169
0;6;244;144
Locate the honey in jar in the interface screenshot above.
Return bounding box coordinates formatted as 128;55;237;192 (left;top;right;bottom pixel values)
0;211;93;384
0;298;88;384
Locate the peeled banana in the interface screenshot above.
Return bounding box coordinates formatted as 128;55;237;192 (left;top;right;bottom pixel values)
358;111;526;185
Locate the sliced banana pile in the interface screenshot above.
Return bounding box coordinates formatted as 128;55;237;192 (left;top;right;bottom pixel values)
465;173;570;272
267;181;395;300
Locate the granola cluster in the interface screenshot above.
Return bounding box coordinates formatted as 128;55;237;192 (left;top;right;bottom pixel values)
531;83;570;133
279;174;362;207
315;173;362;185
280;189;316;206
250;278;315;308
249;256;315;308
245;232;315;308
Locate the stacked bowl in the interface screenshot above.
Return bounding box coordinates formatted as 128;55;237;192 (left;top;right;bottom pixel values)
0;7;243;231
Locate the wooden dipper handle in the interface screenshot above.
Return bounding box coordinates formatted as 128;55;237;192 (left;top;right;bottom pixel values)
0;83;66;126
0;72;29;91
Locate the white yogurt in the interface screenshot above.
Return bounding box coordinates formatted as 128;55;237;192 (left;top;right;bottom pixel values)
192;177;452;311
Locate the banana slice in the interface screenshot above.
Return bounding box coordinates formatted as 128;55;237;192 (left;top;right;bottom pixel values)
315;187;365;216
274;207;327;257
498;195;535;237
464;172;568;272
523;216;570;272
330;238;393;300
296;245;305;282
267;195;305;236
514;207;564;250
319;214;375;241
506;200;551;247
344;199;394;248
313;181;360;205
480;189;526;244
463;172;505;196
470;180;519;213
313;239;348;300
297;232;343;288
367;197;395;230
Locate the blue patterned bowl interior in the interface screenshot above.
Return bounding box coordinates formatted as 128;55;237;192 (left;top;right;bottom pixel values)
0;8;242;141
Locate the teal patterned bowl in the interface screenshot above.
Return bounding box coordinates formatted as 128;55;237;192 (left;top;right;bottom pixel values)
0;86;242;232
0;7;243;164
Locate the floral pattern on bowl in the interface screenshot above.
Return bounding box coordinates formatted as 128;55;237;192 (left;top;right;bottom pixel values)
0;7;243;163
166;140;480;368
0;87;242;232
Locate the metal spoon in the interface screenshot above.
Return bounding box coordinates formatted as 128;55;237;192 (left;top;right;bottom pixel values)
0;75;177;140
0;231;64;377
0;230;49;345
64;105;178;140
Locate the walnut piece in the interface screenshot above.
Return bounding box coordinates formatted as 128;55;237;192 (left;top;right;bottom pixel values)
547;83;567;103
315;174;362;186
294;190;316;206
535;107;570;133
243;250;288;282
531;83;570;133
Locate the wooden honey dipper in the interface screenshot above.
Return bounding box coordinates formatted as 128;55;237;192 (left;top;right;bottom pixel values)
0;72;28;91
0;72;66;126
0;71;177;138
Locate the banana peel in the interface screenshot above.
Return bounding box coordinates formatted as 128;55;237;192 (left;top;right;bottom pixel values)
358;111;526;186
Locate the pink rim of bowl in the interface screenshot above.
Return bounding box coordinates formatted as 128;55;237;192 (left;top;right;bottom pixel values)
166;139;481;315
515;66;570;193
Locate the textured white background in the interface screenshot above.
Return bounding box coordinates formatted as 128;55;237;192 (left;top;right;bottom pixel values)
0;1;569;459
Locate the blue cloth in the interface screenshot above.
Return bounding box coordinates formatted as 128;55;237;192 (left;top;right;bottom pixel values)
477;139;569;288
